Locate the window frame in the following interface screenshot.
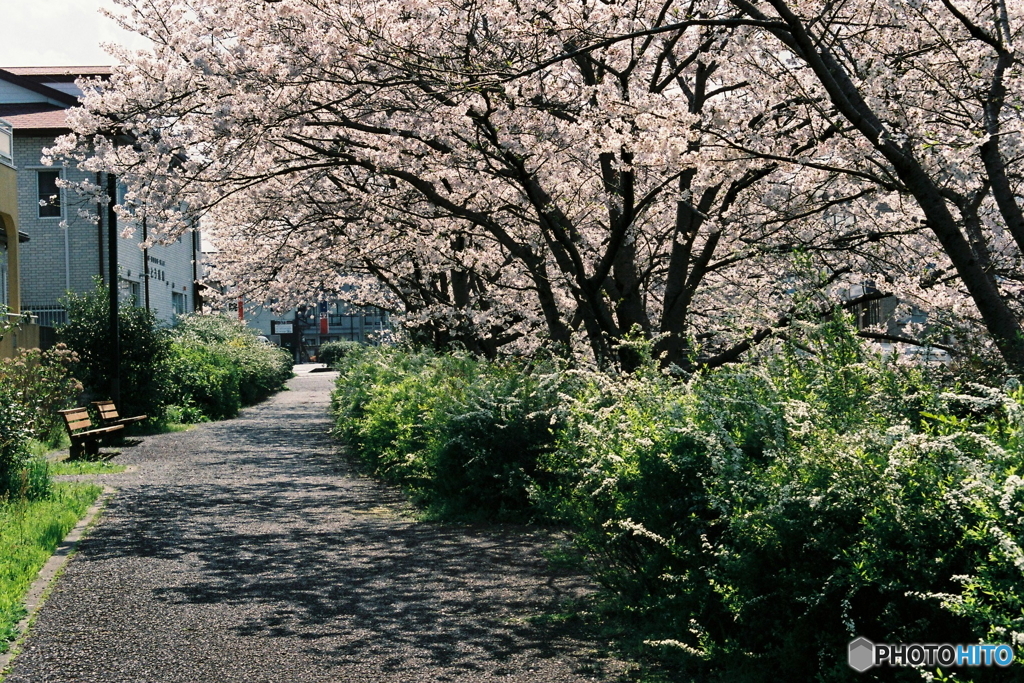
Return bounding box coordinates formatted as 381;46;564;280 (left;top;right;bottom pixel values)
0;122;13;168
172;291;187;316
36;168;62;219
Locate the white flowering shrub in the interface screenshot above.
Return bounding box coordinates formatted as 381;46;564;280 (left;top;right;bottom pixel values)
540;321;1023;681
332;320;1024;680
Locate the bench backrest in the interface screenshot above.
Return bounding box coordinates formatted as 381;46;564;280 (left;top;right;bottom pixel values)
93;400;120;422
59;407;93;433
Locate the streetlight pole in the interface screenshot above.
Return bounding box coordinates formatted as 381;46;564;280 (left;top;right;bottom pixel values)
107;173;120;405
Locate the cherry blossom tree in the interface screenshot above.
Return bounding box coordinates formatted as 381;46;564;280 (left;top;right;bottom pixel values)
701;0;1024;371
48;0;1022;370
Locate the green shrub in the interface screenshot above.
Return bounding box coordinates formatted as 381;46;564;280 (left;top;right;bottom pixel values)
332;319;1024;681
0;345;83;445
164;342;240;421
420;357;565;520
540;322;1021;681
166;314;292;421
57;282;292;426
231;342;293;406
331;347;565;521
57;279;171;421
318;341;362;368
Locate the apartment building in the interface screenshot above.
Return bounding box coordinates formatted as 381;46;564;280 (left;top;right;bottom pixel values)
242;299;391;363
0;66;201;331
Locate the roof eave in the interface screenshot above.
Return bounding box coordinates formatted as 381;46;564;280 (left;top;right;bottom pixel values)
0;68;80;107
12;127;73;136
0;231;31;247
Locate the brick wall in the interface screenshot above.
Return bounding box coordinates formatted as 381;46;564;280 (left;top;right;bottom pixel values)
16;135;100;307
15;134;199;322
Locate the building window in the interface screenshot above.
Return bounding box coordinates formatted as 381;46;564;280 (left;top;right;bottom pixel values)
37;170;61;218
118;278;140;304
909;306;928;325
172;291;186;316
0;124;12;167
856;299;882;328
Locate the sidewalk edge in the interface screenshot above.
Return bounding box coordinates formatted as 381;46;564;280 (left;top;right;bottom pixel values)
0;485;115;680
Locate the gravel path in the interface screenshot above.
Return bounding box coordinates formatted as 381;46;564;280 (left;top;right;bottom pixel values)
5;369;620;683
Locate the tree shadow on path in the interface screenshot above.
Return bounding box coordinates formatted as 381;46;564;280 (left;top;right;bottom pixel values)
6;375;620;682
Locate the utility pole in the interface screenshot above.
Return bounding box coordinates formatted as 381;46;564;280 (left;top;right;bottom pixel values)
142;218;150;310
107;173;120;404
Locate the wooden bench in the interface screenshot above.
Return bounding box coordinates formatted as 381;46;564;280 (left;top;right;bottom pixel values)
59;407;124;460
92;400;148;428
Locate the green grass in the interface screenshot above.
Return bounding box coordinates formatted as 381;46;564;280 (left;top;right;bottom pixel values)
26;435;69;460
49;461;127;476
0;483;102;653
127;419;193;436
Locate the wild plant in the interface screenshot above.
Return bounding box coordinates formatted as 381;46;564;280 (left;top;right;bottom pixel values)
0;344;82;445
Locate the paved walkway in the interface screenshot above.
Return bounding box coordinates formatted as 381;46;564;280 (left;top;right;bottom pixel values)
5;369;619;682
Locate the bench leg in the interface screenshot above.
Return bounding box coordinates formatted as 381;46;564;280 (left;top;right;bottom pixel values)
69;438;85;460
86;438;100;459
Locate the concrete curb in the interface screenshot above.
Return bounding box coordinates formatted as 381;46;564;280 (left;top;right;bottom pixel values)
292;363;336;375
0;485;114;680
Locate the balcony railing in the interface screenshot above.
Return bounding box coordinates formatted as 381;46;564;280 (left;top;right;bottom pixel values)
22;305;66;328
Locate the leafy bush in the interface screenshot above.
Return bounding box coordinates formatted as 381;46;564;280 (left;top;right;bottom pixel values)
332;319;1024;681
332;346;565;521
57;282;291;426
421;358;564;519
167;314;292;421
0;345;83;445
540;320;1022;681
0;382;50;501
58;279;171;421
318;341;362;368
164;342;240;421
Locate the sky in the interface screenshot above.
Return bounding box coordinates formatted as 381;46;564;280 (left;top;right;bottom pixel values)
0;0;151;68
